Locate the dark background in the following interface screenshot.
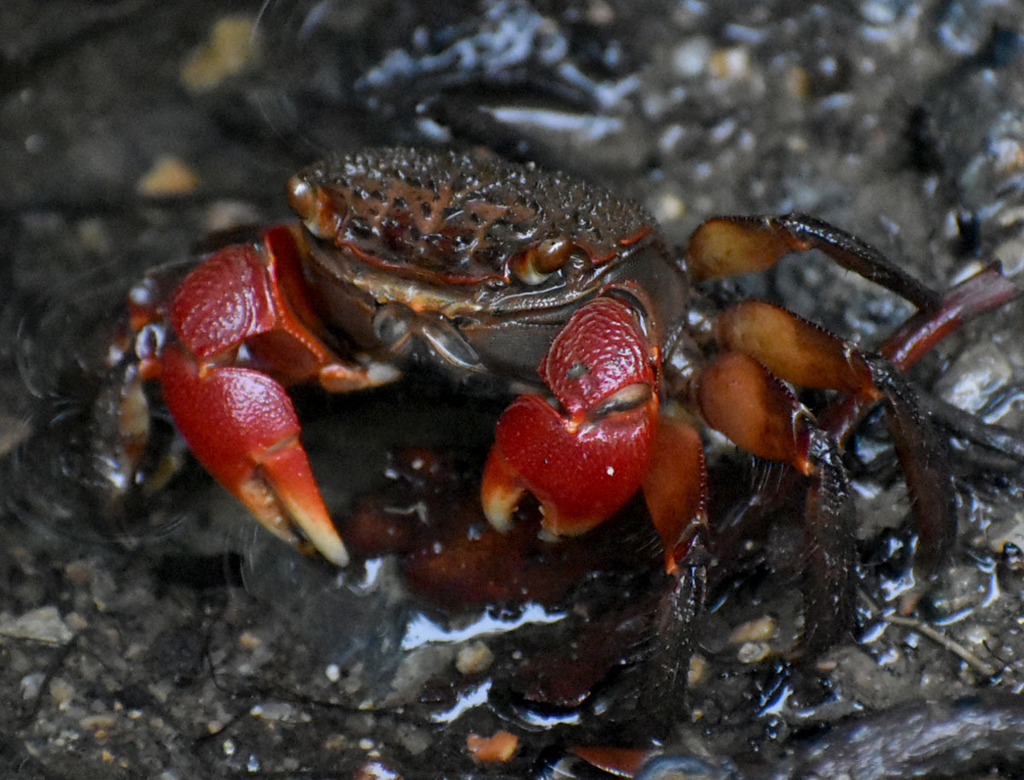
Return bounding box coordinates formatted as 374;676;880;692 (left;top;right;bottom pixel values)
2;1;1023;777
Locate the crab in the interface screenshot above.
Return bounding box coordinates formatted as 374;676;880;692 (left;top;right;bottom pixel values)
123;147;1016;644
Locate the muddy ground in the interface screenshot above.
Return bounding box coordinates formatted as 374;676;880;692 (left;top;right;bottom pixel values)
2;1;1024;778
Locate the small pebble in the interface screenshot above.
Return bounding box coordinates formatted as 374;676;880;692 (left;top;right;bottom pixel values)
737;641;772;664
785;65;810;99
649;188;686;223
672;37;712;77
994;235;1024;276
204;200;262;233
325;733;351;751
710;47;750;81
250;701;300;722
81;713;118;738
687;654;709;686
467;731;519;763
181;16;258;91
238;631;263;648
0;606;74;644
729;615;777;644
137;156;200;196
938;343;1012;412
353;761;401;780
20;672;45;700
455;641;494;675
48;676;76;709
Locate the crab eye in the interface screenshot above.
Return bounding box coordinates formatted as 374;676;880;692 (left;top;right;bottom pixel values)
287;176;316;222
287;176;347;241
510;237;575;284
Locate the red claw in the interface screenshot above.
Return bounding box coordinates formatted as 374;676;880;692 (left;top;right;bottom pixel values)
481;294;659;539
141;226;359;566
160;345;348;565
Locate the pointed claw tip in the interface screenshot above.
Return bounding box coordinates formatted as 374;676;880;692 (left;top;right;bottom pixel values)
482;490;518;534
278;492;350;566
318;535;350;567
480;447;524;534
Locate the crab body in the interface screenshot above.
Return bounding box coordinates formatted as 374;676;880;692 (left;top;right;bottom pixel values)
288;148;689;385
124;147;1017;647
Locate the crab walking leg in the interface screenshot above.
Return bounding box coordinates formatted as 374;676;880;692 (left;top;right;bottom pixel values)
713;300;956;573
481;294;660;540
686;214;942;311
822;262;1020;440
639;417;711;722
160;345;348;566
695;352;857;649
642;415;708;574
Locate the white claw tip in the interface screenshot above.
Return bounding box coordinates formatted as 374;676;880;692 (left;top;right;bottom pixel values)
320;537;350;567
481;481;522;534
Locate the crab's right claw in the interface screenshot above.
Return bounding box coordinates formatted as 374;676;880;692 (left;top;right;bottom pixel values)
160;345;348;566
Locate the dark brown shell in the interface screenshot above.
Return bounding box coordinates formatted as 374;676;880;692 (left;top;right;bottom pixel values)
292;147;655;282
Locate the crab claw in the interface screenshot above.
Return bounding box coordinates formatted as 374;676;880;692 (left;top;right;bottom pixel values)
481;294;658;538
160;344;348;566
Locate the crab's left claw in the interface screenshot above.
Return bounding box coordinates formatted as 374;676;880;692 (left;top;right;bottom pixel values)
160;345;348;566
481;294;659;540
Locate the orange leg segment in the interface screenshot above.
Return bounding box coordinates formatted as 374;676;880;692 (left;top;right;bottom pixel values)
686;214;941;311
714;301;878;397
713;300;955;574
694;351;857;649
642;416;708;574
695;352;816;471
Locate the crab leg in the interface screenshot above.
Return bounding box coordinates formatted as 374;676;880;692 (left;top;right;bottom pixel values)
713;300;956;573
695;352;857;649
642;416;708;574
710;264;1018;603
821;262;1020;440
686;213;941;311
